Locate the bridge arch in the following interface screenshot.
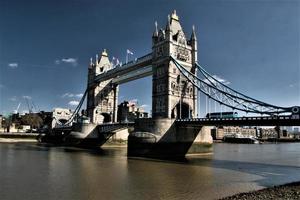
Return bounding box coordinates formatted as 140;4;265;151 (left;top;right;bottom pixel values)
171;101;192;119
101;113;112;123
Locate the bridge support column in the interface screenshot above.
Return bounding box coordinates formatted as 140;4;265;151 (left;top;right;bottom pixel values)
128;118;213;159
187;126;213;154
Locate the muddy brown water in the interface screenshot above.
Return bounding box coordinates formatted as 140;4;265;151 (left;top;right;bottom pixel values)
0;143;299;200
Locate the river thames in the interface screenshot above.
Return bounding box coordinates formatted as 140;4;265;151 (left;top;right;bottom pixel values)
0;142;300;200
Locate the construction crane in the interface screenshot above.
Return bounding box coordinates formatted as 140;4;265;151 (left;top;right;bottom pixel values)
25;98;33;113
14;102;21;114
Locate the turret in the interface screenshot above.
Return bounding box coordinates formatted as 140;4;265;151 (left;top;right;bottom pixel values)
95;49;111;75
153;21;158;37
95;54;99;65
191;25;197;41
152;21;159;45
88;57;95;85
190;25;198;64
165;15;172;41
169;10;183;35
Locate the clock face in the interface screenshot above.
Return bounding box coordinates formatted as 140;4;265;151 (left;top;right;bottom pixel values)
176;46;189;61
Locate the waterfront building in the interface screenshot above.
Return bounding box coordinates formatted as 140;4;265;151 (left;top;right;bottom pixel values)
51;108;73;128
117;101;148;122
0;115;2;130
212;126;257;140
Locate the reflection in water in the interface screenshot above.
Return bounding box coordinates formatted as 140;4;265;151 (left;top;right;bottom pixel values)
0;143;299;200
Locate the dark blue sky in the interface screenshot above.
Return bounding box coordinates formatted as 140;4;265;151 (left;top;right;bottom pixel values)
0;0;299;116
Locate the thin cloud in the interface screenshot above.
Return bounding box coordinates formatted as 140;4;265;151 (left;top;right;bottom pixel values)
68;100;79;106
140;104;148;108
289;84;294;88
55;58;78;66
129;99;138;105
62;93;83;98
0;84;4;88
21;110;29;114
9;97;17;101
129;98;138;102
204;75;230;85
8;63;18;68
22;95;32;100
75;93;83;98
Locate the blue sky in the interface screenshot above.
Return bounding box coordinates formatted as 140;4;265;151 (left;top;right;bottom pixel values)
0;0;299;117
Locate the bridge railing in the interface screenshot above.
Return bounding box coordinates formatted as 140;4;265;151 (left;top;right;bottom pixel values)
175;115;293;122
98;122;134;132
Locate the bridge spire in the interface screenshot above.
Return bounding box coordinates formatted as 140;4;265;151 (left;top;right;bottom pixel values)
171;10;179;21
166;15;171;31
191;25;197;41
153;21;158;37
96;54;99;65
102;49;108;57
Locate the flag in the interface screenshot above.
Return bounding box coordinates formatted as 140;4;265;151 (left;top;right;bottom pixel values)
127;49;134;55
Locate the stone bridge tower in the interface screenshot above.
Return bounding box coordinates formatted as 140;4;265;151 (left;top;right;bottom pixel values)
152;10;198;119
87;49;118;123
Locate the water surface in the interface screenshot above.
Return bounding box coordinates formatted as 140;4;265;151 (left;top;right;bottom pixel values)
0;143;299;200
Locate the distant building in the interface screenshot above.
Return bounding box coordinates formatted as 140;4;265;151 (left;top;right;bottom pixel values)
259;128;277;138
0;115;2;128
212;126;257;140
117;101;148;122
51;108;73;128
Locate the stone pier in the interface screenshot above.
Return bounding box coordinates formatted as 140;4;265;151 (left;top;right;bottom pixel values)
128;118;213;159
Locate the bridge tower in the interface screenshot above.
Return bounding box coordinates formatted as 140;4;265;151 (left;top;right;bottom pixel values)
87;49;118;123
151;10;198;119
128;11;211;159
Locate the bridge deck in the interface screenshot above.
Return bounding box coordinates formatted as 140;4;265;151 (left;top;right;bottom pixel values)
176;116;300;126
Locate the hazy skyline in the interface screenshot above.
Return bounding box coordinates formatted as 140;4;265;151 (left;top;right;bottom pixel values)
0;0;299;116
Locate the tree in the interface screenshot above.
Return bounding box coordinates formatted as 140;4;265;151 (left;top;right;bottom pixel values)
2;115;12;132
21;114;43;132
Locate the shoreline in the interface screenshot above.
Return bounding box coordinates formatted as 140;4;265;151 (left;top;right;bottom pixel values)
220;181;300;200
0;138;37;143
0;133;39;143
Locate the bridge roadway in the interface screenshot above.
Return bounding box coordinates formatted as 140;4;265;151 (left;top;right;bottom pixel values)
94;53;152;84
56;116;299;132
97;115;300;132
176;116;300;126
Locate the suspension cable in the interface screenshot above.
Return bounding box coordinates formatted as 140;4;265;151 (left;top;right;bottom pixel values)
170;56;292;115
62;88;88;126
170;57;292;115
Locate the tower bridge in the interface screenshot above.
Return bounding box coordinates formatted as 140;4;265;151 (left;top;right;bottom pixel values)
64;10;299;159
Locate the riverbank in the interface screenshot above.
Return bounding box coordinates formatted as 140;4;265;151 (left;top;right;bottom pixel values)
0;138;37;143
214;138;300;144
0;133;38;143
221;182;300;200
